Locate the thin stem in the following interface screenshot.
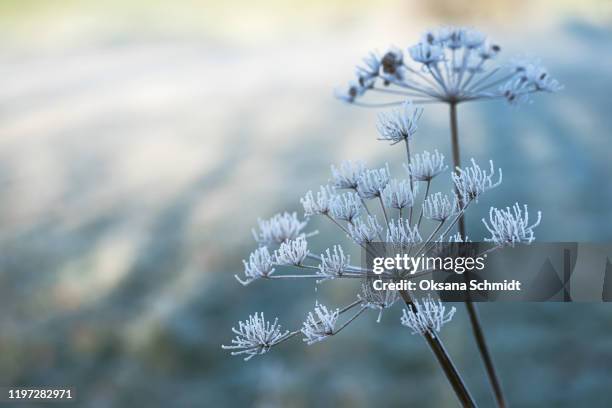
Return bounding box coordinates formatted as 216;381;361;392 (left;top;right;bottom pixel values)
417;180;431;229
335;306;367;334
404;138;414;224
449;102;506;408
399;291;477;407
378;196;389;226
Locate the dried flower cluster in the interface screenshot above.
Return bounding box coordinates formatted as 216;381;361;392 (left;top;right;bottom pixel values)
336;26;561;106
223;101;541;361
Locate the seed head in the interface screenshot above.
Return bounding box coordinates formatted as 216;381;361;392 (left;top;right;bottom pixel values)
222;313;290;361
483;203;542;246
401;295;456;335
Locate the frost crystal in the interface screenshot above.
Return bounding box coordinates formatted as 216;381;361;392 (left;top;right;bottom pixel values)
483;203;542;246
222;313;290;361
348;215;383;245
382;179;417;210
252;212;308;245
356;165;390;199
330;191;362;222
386;218;422;246
236;247;275;286
318;245;350;281
406;150;448;181
331;160;366;190
359;281;398;323
401;295;456;335
422;192;460;221
452;159;502;202
274;236;309;266
376;102;423;145
301;303;339;345
301;185;335;216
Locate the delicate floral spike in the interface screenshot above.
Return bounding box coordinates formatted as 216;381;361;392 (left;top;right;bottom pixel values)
301;185;336;216
274;236;309;266
301;303;339;345
236;247;275;286
331;160;367;190
359;281;398;323
483;203;541;246
318;245;350;281
356;165;390;199
406;150;448;181
222;313;290;361
401;295;456;335
330;191;362;222
422;192;460;221
336;26;560;106
452;159;502;203
376;102;423;145
252;212;309;246
382;179;417;210
386;218;422;246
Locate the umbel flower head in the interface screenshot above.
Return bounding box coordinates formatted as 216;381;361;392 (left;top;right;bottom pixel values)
222;313;290;361
225;104;542;363
336;26;562;106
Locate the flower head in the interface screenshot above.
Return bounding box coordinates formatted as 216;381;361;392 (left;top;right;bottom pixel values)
301;185;335;216
330;191;362;222
356;165;391;199
382;179;417;210
222;313;290;361
348;215;383;245
274;236;309;266
252;212;309;245
386;218;422;247
301;303;339;345
377;102;423;145
422;192;460;222
401;295;456;335
358;280;398;323
236;247;275;286
318;245;350;281
406;150;448;181
452;159;502;203
330;160;366;190
483;203;541;246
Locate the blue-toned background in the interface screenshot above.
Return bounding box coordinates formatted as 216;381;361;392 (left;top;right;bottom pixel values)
0;0;611;406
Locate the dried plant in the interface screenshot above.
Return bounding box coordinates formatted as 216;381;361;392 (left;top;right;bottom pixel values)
223;100;542;406
334;26;561;407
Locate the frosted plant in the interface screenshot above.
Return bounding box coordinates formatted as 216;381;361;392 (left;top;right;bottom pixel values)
401;295;457;335
301;303;340;345
382;179;417;210
348;215;383;245
423;192;460;222
301;185;335;216
358;281;399;323
252;212;310;245
226;37;550;402
452;159;502;203
406;150;448;181
336;26;561;107
336;28;560;406
483;203;542;246
331;160;366;189
236;247;275;286
377;102;423;145
222;313;290;361
318;245;350;281
386;218;422;247
356;165;390;199
274;236;309;266
330;191;362;222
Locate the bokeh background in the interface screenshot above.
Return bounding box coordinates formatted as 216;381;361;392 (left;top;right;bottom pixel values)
1;0;612;406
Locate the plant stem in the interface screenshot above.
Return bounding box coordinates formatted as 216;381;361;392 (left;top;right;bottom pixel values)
449;102;507;408
399;291;476;407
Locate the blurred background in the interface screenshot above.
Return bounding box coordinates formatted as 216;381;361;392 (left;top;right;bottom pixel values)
1;0;612;406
